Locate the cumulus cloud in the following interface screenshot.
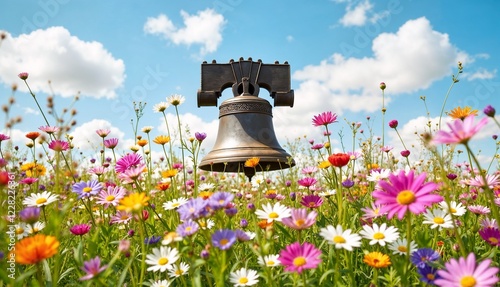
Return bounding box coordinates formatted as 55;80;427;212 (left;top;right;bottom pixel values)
339;0;373;27
144;9;226;57
0;27;125;99
464;68;496;81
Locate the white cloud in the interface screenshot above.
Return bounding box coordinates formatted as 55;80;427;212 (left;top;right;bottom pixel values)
339;0;373;27
464;68;496;81
0;27;125;99
22;107;40;115
70;119;129;152
144;9;226;57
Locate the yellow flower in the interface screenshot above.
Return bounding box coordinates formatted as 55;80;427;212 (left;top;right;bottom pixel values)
198;191;213;200
153;135;171;145
318;161;331;169
244;157;260;168
448;106;478;120
20;162;46;177
117;192;150;213
11;234;59;264
162;169;178;178
363;252;391;268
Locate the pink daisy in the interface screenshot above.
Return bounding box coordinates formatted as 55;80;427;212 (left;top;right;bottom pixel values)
48;139;70;152
434;253;499;287
281;208;317;230
38;125;60;134
115;153;143;173
278;242;322;274
372;170;442;220
312;111;338;127
96;186;127;207
468;205;491;215
297;177;317;189
300;194;324;209
117;164;146;184
432;115;488;145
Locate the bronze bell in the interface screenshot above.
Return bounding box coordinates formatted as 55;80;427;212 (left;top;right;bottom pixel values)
197;58;296;180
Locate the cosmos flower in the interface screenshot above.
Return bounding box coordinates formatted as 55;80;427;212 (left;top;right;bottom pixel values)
145;246;180;272
434;253;499;287
468;173;499;189
70;224;91;236
278;241;322;274
360;223;399;246
109;211;132;225
363;252;391;268
23;191;59;207
72;180;103;199
115;153;143;173
117;163;146;183
297;177;318;189
38;125;60;134
79;256;108;281
361;203;385;220
211;229;237;250
312;111;338;127
319;225;362;251
95;129;110;138
104;138;119;149
281;208;317;230
255;202;292;223
372;169;441;220
432;115;488;145
468;205;491;215
229;267;259;286
10;234;59;264
48;139;70;151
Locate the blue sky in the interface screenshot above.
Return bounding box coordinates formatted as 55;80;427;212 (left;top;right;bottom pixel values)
1;0;499;167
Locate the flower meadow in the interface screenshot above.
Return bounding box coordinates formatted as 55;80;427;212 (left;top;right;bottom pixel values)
1;65;500;287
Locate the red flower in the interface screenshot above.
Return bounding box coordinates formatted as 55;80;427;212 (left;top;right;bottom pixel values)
328;153;350;167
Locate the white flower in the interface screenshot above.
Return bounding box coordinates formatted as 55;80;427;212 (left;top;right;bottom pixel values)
438;201;466;216
251;175;265;187
23;191;59;207
422;208;454;229
163;197;189;210
257;254;281;267
198;183;215;192
360;223;399;246
229;267;259;286
319;225;362;251
141;126;153;133
145;246;180;272
245;231;256;240
255;202;291;223
150;279;171;287
153;102;170;112
167;262;189;278
161;232;183;246
15;223;30;239
366;169;391;182
198;218;215;230
318;189;336;197
388;238;418;255
167;94;185;106
26;221;46;234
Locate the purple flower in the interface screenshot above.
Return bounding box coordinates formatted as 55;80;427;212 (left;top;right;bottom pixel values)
432;115;489;145
79;256;108;281
411;248;440;269
195;132;207;141
104;138;119;149
240;219;248;228
208;192;234;210
70;224;91;236
0;133;11;141
235;229;251;241
483;105;496;117
342;179;355;188
115;153;142;173
19;206;41;224
95;129;110;138
72;180;103;199
478;227;500;246
177;220;199;237
212;229;237;250
417;265;440;285
177;198;209;221
388;120;398;129
144;235;162;245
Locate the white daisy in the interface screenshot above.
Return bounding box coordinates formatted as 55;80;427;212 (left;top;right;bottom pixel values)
23;191;59;207
257;254;281;267
318;189;336;197
163;197;189;210
319;224;362;251
167;94;185;106
145;246;180;272
150;279;171;287
229;267;259;286
197;218;215;230
422;208;454;229
366;169;391;182
198;183;215;192
167;262;189;278
360;223;399;246
161;231;183;246
255;202;291;223
245;231;256;240
153;102;170;113
15;223;30;239
438;201;467;216
388;238;418;255
251;175;265;187
141;126;153;133
26;221;46;234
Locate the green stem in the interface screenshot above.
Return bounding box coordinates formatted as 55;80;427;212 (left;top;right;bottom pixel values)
138;218;147;285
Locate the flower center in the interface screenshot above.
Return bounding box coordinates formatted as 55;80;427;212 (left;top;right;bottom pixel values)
460;275;476;287
158;258;168;265
36;198;47;205
105;195;115;201
185;227;192;232
396;190;416;205
293;256;307;267
220;238;229;246
489;237;499;244
295;219;305;227
427;273;435;280
239;277;249;284
373;232;385;240
133;203;143;210
16;227;24;234
269;212;279;219
397;246;407;252
433;217;445;224
450;207;457;213
267;260;275;265
83;187;93;193
333;235;346;244
172;203;180;207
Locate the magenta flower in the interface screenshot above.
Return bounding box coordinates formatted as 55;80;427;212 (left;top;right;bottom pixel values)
300;194;324;209
18;72;29;80
434;253;499;287
79;256;108;281
19;177;38;185
400;150;411;157
372;170;442;220
0;133;11;141
48;139;70;152
297;177;317;189
115;153;143;173
195;132;207;141
70;224;91;236
282;208;317;230
483;105;496;117
104;138;119;149
117;164;146;184
278;242;322;274
312;111;338;127
478;227;500;246
432;115;489;145
388;119;398;128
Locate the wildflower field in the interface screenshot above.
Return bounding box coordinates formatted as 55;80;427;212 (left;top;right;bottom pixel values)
1;65;499;287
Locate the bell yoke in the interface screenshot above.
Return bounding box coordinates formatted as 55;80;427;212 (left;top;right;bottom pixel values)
197;57;296;180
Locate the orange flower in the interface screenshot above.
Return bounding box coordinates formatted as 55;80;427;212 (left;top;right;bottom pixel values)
244;157;260;168
117;192;150;213
155;182;171;191
25;132;40;140
161;169;178;178
11;234;60;264
363;252;391;268
137;139;148;147
20;162;46;177
153;135;170;145
198;191;213;200
257;219;273;229
448;106;478;120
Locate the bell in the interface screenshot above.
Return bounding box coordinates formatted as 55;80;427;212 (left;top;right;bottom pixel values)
197;58;296;180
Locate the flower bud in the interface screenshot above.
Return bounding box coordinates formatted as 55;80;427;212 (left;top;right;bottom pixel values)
388;120;398;129
380;82;386;90
483;105;496;117
18;72;29;80
400;150;411;157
